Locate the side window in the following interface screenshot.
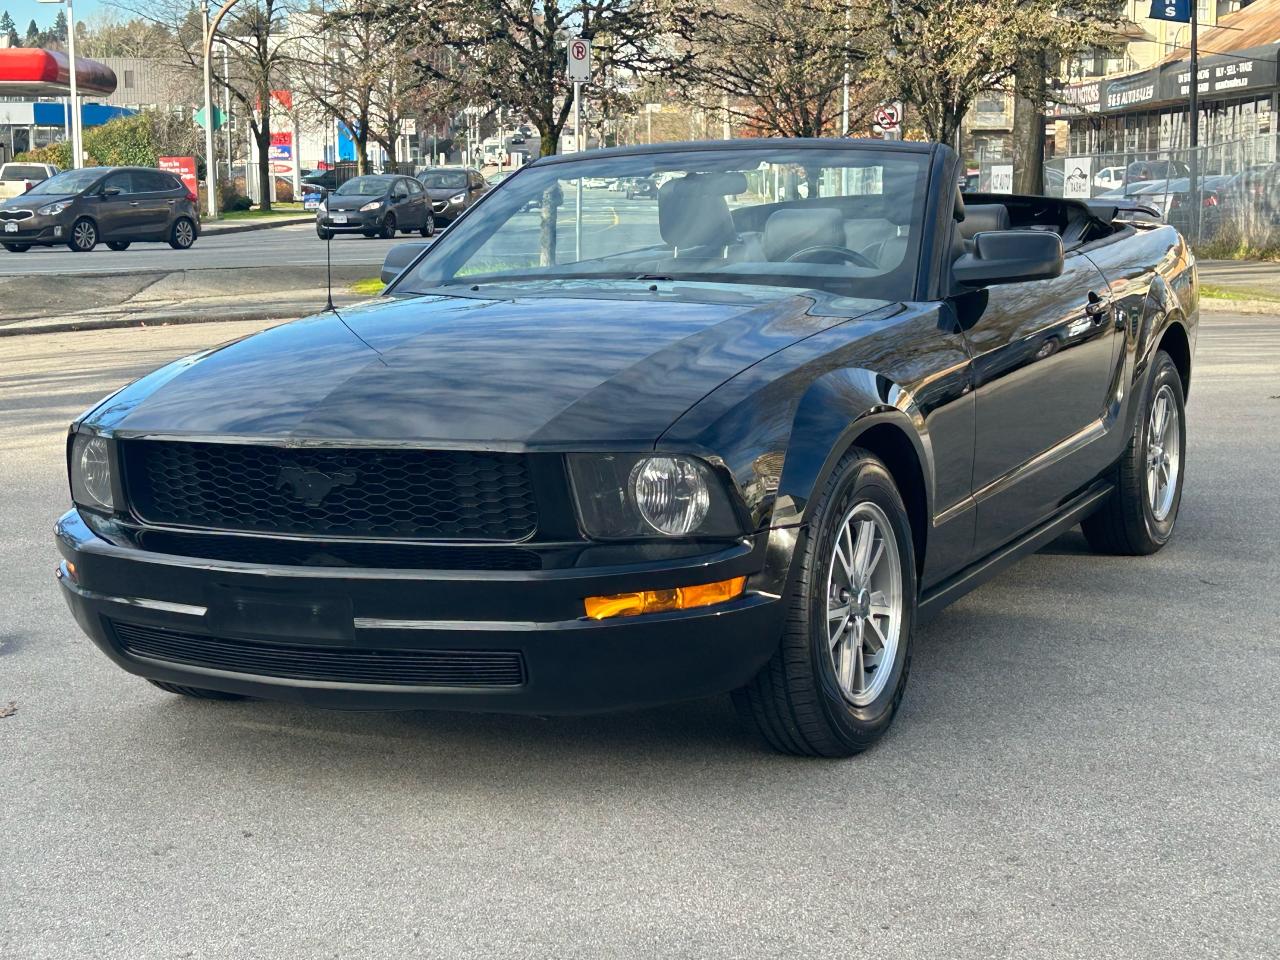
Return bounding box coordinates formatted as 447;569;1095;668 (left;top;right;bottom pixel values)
406;179;423;195
391;180;409;200
101;172;135;195
469;172;484;190
137;171;175;192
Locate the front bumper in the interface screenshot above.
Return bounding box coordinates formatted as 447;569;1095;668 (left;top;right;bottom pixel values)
55;510;786;714
317;211;381;232
0;213;66;244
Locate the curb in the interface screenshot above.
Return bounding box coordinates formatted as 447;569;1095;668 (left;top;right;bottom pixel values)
1201;296;1280;314
200;215;313;235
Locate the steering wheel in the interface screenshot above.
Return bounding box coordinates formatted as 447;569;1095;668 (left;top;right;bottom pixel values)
784;245;879;269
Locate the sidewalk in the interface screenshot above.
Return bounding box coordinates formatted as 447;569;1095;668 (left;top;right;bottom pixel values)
200;214;313;236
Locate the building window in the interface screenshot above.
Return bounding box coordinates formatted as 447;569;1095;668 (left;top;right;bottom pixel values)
123;70;135;89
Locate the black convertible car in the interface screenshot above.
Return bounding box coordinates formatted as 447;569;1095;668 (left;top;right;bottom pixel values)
56;139;1197;756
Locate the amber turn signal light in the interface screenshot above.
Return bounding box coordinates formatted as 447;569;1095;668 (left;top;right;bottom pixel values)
584;576;747;620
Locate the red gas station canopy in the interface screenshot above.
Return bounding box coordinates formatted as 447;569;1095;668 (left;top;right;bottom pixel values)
0;49;116;97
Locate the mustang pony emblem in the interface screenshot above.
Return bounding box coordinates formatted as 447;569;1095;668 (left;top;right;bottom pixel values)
275;465;357;506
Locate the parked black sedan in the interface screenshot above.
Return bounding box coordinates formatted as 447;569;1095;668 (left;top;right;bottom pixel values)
56;139;1196;756
316;174;434;239
0;166;199;253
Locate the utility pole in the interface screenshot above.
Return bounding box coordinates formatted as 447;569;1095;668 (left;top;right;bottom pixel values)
201;0;217;216
1188;0;1201;241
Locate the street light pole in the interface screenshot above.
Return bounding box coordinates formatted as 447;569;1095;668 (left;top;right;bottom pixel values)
1188;0;1201;240
201;0;218;218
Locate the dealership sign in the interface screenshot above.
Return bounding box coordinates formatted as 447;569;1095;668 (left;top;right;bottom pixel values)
1063;157;1093;199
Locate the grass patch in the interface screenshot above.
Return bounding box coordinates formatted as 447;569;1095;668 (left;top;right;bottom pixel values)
218;203;307;221
349;277;384;295
1200;282;1280;304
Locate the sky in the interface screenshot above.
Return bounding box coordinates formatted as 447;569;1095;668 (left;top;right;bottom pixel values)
3;0;108;34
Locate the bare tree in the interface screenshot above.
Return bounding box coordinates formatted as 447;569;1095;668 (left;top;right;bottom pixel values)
353;0;697;159
870;0;1124;148
109;0;294;210
680;0;871;140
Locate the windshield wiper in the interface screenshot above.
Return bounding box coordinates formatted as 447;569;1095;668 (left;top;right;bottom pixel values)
631;274;673;281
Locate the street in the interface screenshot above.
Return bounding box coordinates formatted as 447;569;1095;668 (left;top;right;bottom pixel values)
1;309;1276;957
0;221;407;276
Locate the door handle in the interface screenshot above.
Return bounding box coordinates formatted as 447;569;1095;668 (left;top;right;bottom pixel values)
128;201;141;206
1085;292;1110;322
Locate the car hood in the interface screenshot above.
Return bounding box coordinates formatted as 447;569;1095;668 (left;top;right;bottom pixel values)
88;286;890;446
325;194;387;211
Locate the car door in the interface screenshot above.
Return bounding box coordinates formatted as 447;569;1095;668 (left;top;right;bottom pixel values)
93;171;142;239
390;178;416;228
961;250;1119;557
467;170;488;210
131;170;180;239
404;177;427;228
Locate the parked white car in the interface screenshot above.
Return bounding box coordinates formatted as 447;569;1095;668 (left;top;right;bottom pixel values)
1094;166;1125;191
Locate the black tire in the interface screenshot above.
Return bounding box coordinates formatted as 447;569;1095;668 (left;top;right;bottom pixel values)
733;448;917;757
147;679;246;701
1082;350;1186;555
316;225;332;240
168;217;196;250
419;215;435;238
2;242;30;252
106;240;131;251
68;217;97;252
379;213;397;239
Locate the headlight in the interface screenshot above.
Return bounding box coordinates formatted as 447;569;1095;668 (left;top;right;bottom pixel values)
359;199;383;212
449;193;466;204
38;201;72;216
568;453;741;539
69;432;114;511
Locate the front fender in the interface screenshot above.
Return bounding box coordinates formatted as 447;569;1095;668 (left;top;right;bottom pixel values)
772;368;934;529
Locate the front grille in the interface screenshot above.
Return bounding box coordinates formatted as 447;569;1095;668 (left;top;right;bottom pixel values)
135;530;542;570
112;621;527;688
0;209;33;221
122;441;537;541
432;200;449;212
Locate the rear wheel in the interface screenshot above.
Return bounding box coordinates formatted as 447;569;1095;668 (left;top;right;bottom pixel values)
733;448;916;757
168;217;196;250
106;240;131;251
147;680;246;701
420;215;435;238
68;218;97;252
1082;350;1186;555
2;242;30;252
379;213;397;239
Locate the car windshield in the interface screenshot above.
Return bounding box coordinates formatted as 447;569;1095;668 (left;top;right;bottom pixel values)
25;168;102;196
335;176;393;196
398;144;930;300
420;170;469;189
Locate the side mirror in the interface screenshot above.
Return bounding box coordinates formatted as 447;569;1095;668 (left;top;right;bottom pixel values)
953;230;1063;288
101;186;122;197
380;241;431;285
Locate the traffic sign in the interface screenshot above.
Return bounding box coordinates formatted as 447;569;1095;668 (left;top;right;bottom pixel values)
567;37;591;83
193;105;226;131
872;101;903;136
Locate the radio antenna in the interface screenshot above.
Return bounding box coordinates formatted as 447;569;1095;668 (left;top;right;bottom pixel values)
324;220;335;312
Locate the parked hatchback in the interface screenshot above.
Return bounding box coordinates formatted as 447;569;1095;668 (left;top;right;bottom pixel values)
316;174;435;240
0;166;199;253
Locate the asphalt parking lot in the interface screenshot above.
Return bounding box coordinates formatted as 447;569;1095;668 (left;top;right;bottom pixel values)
1;309;1276;957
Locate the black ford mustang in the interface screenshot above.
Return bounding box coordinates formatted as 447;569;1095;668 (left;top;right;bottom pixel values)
56;140;1197;756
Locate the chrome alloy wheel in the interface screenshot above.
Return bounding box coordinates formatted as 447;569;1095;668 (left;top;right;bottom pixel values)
174;219;195;247
73;220;96;250
1146;382;1181;522
826;500;903;707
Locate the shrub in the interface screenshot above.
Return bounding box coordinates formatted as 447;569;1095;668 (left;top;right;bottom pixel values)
14;140;73;169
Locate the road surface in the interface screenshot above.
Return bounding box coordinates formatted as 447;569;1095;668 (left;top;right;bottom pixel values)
1;310;1276;958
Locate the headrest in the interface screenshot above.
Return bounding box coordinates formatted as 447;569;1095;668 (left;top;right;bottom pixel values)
763;208;845;262
658;174;738;251
958;204;1010;239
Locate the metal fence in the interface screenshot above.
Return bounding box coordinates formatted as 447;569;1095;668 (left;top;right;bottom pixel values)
976;135;1280;244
